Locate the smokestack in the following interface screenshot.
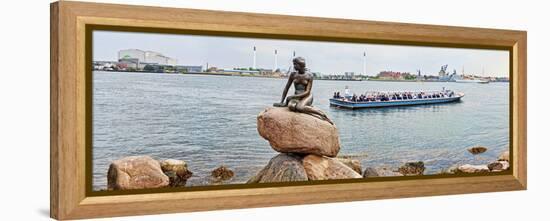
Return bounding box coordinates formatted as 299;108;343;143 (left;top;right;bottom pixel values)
253;46;257;69
363;51;367;75
274;49;278;72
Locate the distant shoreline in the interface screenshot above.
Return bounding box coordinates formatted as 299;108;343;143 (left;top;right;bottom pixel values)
93;70;509;83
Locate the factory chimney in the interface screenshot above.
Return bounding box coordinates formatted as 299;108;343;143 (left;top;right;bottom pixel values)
274;49;278;72
253;46;257;69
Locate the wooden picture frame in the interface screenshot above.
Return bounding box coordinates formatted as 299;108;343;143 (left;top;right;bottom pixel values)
50;1;527;219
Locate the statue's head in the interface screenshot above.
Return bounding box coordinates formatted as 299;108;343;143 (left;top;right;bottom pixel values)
292;57;306;71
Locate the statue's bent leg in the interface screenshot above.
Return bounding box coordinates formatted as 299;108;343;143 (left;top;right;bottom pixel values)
296;95;334;125
288;99;299;112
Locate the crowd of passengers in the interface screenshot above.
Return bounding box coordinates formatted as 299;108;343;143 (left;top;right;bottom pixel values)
332;90;455;102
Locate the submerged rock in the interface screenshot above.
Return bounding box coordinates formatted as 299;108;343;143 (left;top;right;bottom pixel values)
160;159;193;187
107;155;169;190
257;107;340;157
337;158;362;174
302;154;362;180
398;161;425;176
467;146;488;155
247;153;308;183
363;167;403;178
211;166;234;181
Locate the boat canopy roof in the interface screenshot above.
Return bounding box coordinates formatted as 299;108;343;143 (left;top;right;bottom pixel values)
352;89;453;94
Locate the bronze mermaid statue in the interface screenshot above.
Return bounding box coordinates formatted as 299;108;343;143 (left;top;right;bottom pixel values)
273;57;334;125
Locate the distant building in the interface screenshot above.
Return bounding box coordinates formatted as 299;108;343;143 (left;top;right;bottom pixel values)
222;69;260;75
142;64;165;73
118;58;139;70
175;65;203;73
118;49;145;61
207;66;220;72
138;62;158;70
118;49;178;65
258;68;274;75
93;61;117;71
377;71;411;80
344;72;355;79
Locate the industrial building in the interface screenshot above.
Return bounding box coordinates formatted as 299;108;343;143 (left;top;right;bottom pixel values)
174;65;203;73
118;49;178;65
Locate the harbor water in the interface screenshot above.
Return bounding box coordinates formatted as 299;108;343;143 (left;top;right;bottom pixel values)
93;71;509;190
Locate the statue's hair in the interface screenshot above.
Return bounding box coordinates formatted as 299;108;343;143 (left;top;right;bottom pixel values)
292;57;306;66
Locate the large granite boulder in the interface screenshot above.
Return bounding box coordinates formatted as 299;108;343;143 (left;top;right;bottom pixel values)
248;153;308;183
160;159;193;187
257;107;340;157
457;164;489;173
302;154;362;180
363;167;403;178
398;161;425;176
337;158;362;174
107;155;169;190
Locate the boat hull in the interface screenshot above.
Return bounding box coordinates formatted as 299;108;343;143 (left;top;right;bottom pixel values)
329;95;463;109
455;79;489;83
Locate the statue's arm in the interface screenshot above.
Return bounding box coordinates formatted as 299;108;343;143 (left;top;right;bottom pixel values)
279;74;294;103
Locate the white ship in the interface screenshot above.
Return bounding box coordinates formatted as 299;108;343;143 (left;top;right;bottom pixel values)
454;66;489;83
455;79;489;84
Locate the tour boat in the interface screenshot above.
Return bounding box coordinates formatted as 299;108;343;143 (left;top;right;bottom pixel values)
329;89;464;109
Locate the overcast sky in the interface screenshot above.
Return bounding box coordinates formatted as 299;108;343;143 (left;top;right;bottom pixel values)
93;30;509;77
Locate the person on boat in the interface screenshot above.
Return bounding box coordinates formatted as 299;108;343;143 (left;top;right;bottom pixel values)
359;94;366;102
344;86;351;97
273;57;333;124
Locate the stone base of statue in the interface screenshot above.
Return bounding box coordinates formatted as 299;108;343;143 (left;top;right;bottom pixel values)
248;107;362;183
257;107;340;157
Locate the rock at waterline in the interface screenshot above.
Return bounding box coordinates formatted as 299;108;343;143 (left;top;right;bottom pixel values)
257;107;340;157
398;161;425;176
337;158;362;174
302;155;362;180
160;159;193;187
363;167;403;178
467;146;488;155
247;153;308;183
211;166;234;181
107;155;169;190
442;165;459;175
487;160;510;172
457;164;489;173
498;151;510;162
